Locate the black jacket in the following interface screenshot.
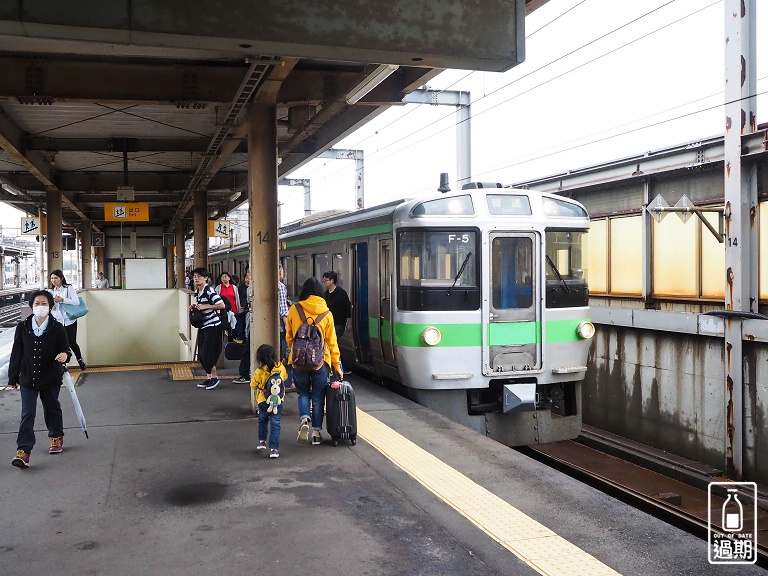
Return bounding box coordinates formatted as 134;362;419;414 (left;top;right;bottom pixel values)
8;316;71;390
323;286;351;327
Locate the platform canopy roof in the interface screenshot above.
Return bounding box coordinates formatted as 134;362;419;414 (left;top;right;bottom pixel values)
0;0;547;232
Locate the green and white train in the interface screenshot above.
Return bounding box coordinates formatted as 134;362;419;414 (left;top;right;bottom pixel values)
209;184;595;445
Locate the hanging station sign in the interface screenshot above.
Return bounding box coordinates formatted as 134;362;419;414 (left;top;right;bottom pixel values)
208;219;230;238
104;203;149;222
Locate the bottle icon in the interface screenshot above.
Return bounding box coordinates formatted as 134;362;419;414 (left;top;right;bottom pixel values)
722;488;743;532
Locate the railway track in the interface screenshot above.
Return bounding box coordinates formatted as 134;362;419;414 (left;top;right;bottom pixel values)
0;302;23;327
519;428;768;567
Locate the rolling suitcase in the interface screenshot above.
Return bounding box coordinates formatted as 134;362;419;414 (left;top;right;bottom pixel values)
325;380;357;446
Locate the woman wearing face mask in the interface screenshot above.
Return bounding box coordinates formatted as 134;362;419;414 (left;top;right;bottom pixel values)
8;290;71;469
48;269;86;370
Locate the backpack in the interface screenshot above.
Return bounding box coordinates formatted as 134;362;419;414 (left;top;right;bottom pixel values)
291;303;329;371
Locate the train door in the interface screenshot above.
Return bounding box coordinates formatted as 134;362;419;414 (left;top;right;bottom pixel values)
379;240;396;367
352;243;372;365
483;232;540;375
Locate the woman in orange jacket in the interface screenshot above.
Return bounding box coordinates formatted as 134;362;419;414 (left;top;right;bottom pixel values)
285;277;343;445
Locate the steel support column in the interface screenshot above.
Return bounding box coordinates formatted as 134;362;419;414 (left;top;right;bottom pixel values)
81;218;92;289
248;104;279;362
723;0;757;479
193;191;207;270
176;225;186;289
46;189;63;278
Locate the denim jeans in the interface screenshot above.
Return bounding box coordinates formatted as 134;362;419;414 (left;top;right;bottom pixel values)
17;385;64;453
258;402;283;450
293;363;329;431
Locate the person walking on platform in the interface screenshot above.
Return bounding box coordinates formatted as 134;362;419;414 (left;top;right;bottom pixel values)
49;269;87;370
285;277;342;446
215;272;239;342
190;268;226;390
322;270;352;372
235;272;250;341
95;271;109;289
251;343;288;458
9;290;71;468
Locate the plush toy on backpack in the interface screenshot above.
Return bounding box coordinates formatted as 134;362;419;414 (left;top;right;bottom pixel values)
267;380;283;414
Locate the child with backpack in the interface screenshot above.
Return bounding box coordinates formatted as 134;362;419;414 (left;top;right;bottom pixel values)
285;277;343;446
250;344;288;458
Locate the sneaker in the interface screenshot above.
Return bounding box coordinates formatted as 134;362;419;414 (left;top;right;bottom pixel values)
205;378;220;390
311;435;322;446
269;449;279;458
49;436;63;454
77;358;87;371
257;440;267;450
232;376;250;385
197;379;211;388
12;449;29;468
297;421;310;443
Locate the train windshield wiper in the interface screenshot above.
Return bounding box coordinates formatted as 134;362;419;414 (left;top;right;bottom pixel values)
448;252;472;296
546;255;571;293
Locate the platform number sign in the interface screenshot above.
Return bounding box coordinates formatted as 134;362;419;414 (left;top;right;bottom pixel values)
92;232;105;247
21;217;40;235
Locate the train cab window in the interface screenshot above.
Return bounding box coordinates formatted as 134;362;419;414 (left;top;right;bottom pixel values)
545;229;589;308
313;253;329;278
295;255;309;294
411;195;474;216
397;229;480;311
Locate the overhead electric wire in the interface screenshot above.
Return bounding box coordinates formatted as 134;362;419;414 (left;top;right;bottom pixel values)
313;0;718;186
402;84;768;196
307;0;694;187
298;0;594;177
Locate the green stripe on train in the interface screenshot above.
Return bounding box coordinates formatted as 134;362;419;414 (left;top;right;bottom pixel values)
282;223;392;248
384;318;588;347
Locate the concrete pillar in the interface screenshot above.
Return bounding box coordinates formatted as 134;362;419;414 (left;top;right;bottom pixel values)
46;189;63;278
166;240;174;288
247;103;279;359
81;218;92;289
176;224;186;289
193;191;208;270
723;0;757;480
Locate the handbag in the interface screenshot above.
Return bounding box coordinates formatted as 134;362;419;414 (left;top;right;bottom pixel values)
190;308;205;328
61;296;89;320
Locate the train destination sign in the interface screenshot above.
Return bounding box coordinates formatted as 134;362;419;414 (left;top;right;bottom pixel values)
104;203;149;222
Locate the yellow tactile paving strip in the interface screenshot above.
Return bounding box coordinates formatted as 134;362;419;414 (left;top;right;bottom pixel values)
356;408;622;576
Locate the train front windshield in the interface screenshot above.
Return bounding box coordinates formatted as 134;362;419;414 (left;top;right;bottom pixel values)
397;229;480;311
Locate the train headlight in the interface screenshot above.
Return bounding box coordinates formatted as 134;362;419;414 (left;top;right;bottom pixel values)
576;321;595;339
422;327;442;346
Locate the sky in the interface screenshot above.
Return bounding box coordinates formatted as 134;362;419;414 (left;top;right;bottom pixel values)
1;0;765;234
276;0;767;226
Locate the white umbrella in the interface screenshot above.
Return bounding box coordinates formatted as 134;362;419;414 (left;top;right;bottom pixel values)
63;368;89;438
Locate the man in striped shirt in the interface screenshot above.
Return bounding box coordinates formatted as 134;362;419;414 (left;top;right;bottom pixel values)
190;268;226;390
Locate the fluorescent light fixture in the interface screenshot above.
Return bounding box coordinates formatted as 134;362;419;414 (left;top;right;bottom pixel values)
345;64;399;104
2;182;21;196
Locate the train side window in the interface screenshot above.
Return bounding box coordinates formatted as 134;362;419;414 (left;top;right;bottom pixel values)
331;253;344;288
313;253;329;279
295;255;309;294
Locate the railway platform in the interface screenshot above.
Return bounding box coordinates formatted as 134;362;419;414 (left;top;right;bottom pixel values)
0;365;763;575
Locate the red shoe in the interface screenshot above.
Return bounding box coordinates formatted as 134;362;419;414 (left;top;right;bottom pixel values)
49;436;63;454
12;450;30;468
